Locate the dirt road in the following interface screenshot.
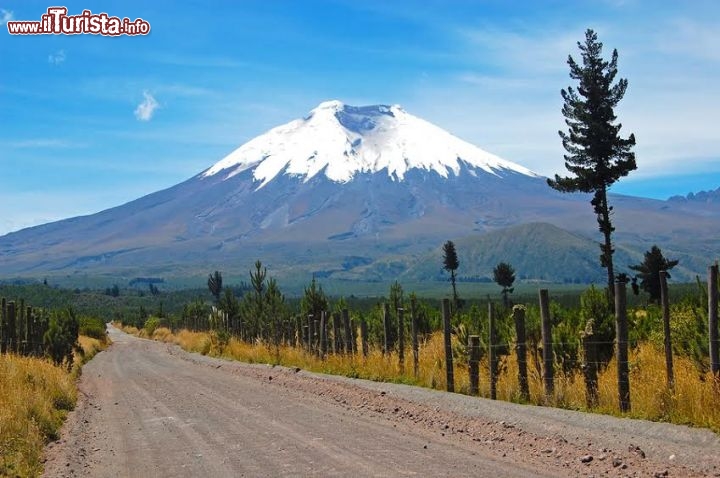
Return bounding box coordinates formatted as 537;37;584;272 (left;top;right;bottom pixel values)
43;327;720;477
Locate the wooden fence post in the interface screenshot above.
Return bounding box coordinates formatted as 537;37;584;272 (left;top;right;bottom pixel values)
469;335;480;396
397;307;405;372
513;306;529;402
313;316;320;355
1;297;6;354
332;312;341;354
18;299;25;353
709;264;719;377
383;303;391;356
360;316;368;358
660;271;674;390
342;308;352;354
34;311;46;356
320;311;328;359
295;316;301;348
488;302;497;400
411;296;419;378
539;289;554;400
615;280;631;412
7;301;16;354
442;299;454;392
306;314;313;352
582;324;599;408
24;305;32;356
350;318;357;354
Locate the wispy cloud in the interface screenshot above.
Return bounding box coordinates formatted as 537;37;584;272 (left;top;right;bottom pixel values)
654;18;720;63
3;138;86;149
458;25;586;76
149;53;248;69
134;91;159;121
0;8;13;25
48;49;66;65
160;84;215;97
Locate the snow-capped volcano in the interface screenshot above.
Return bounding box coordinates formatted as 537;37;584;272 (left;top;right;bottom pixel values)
3;99;719;284
203;100;537;187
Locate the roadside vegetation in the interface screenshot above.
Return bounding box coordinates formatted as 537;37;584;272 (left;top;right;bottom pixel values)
115;257;720;434
0;314;108;477
121;308;719;432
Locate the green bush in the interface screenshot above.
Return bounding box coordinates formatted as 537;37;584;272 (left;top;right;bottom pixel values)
579;285;615;368
43;308;80;368
79;316;107;341
144;317;161;336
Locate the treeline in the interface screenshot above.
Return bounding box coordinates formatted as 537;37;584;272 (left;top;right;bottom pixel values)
116;257;715;382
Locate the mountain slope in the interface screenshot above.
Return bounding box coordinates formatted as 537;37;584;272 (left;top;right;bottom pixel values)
0;101;719;284
399;223;703;284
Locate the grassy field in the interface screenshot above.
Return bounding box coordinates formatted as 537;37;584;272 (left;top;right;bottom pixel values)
0;335;108;477
126;325;719;433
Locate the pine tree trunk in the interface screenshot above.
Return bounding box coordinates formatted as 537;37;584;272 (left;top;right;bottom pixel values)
596;187;615;307
450;271;458;312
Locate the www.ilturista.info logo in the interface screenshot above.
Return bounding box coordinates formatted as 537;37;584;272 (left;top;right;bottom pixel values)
6;7;150;36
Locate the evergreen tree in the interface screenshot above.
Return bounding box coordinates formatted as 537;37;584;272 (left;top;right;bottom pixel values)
548;29;637;306
388;281;404;348
492;262;516;308
43;307;80;369
300;276;328;322
442;240;460;310
265;277;286;356
389;281;404;316
241;261;267;339
207;270;223;303
629;245;679;303
219;287;240;335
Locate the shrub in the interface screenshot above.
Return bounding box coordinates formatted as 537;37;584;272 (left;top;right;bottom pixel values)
579;285;614;368
43;308;80;369
79;316;107;341
144;317;161;336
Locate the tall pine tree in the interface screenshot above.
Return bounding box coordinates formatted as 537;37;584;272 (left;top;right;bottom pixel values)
442;240;460;311
207;270;223;303
548;29;636;306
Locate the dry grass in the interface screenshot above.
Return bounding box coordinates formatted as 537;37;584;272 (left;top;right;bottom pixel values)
0;356;74;477
125;325;720;432
0;336;108;477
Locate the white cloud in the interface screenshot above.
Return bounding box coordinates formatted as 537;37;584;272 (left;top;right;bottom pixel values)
134;91;159;121
0;8;13;25
396;14;720;181
48;49;66;65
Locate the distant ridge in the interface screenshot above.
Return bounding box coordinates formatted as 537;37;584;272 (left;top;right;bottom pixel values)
669;186;720;204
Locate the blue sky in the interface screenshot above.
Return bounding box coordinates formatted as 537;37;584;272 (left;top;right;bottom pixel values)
1;0;719;235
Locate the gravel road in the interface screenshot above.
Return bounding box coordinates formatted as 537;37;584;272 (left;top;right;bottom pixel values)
43;326;720;477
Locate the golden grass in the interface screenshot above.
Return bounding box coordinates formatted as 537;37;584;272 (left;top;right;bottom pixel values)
0;356;74;477
0;335;108;477
124;325;720;432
